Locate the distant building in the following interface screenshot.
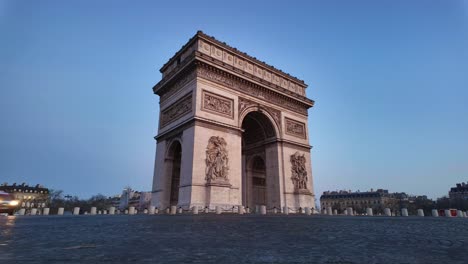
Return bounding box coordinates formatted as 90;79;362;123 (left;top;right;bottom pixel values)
449;182;468;200
0;183;49;208
320;189;398;214
118;188;151;210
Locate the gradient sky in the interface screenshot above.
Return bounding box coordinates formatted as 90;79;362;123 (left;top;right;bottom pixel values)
1;0;467;199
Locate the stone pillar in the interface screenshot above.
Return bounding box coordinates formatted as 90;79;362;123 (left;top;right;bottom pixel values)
43;208;50;216
346;207;354;216
326;207;333;216
366;208;373;216
444;209;451;217
283;206;289;215
129;207;135;215
30;208;37;215
57;207;64;215
384;208;391;216
109;207;116;215
18;208;26;215
401;208;409;217
431;209;439;217
305;207;311;215
260;205;266;215
170;206;177;215
215;206;222;215
73;207;80;215
148;206;155;215
90;207;97;215
192;206;199;214
417;209;425;217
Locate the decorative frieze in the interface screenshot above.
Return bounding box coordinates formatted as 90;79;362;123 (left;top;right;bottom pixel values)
202;90;234;119
285;117;306;139
197;64;308;115
160;93;192;128
198;39;306;96
290;152;309;191
205;136;229;184
159;68;196;102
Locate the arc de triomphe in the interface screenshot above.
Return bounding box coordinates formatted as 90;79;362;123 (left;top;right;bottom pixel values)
151;31;315;211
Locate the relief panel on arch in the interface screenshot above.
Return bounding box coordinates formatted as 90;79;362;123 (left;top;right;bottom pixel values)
201;90;234;119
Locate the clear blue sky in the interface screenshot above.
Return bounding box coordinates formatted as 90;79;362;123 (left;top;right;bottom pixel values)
1;0;467;199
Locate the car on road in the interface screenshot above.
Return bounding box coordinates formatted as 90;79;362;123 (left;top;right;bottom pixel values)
0;191;20;215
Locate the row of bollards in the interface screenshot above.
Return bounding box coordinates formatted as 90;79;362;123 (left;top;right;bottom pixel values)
11;205;468;217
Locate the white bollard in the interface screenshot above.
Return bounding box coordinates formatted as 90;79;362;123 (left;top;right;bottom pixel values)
216;206;222;215
417;209;425;217
431;209;439;217
18;208;26;215
43;208;50;216
273;207;278;214
457;210;464;217
204;207;209;213
154;208;159;214
98;210;102;215
444;209;451;217
166;208;170;214
346;207;354;216
129;207;135;215
343;209;348;215
305;207;311;215
170;206;177;215
90;207;97;215
144;209;148;214
148;206;155;215
109;207;115;215
246;207;251;214
464;211;467;218
73;207;80;215
333;209;338;215
238;206;244;215
260;205;266;215
255;205;260;214
116;210;120;214
192;206;199;215
135;209;138;214
366;208;373;216
30;208;37;215
384;208;391;216
401;208;409;217
327;207;333;216
177;207;182;214
57;207;64;215
124;209;129;215
103;210;107;215
283;206;289;215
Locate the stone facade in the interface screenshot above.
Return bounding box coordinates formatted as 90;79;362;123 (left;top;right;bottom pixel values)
320;189;399;214
151;31;315;210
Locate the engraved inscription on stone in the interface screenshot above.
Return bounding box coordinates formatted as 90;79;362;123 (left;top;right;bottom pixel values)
160;93;192;128
285;117;306;139
202;90;234;118
290;152;308;191
205;136;229;183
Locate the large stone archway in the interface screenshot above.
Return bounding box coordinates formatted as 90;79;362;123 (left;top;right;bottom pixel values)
151;31;315;211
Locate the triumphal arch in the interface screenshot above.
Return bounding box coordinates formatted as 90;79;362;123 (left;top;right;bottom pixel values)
151;31;315;211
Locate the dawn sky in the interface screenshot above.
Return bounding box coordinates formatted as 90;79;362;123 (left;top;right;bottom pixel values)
1;0;467;199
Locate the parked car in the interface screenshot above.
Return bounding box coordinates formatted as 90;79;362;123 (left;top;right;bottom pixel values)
0;191;19;215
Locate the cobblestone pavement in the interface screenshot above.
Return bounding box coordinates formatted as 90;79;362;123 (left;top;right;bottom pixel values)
0;214;467;263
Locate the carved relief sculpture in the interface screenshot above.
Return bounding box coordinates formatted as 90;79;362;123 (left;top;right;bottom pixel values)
205;136;229;183
202;91;233;118
285;117;306;139
290;152;308;191
160;94;192;128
